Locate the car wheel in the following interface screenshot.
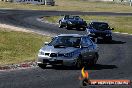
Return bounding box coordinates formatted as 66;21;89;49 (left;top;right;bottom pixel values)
108;37;112;42
91;54;98;65
38;64;46;69
59;21;63;28
76;56;83;69
97;38;101;43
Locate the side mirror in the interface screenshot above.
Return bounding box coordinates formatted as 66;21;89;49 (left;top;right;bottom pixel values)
111;28;114;30
44;42;49;45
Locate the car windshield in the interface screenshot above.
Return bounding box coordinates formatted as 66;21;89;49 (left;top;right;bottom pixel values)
69;16;74;19
48;36;81;48
73;16;82;21
65;15;74;19
90;22;109;30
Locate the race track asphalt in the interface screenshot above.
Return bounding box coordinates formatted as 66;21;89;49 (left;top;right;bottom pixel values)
0;9;132;88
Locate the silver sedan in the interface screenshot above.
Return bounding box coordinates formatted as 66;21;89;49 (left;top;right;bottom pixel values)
37;34;99;68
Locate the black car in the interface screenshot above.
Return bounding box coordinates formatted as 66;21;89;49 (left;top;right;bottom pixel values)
86;21;114;42
59;15;87;30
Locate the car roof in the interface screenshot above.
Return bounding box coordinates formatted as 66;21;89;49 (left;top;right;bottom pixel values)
57;34;83;37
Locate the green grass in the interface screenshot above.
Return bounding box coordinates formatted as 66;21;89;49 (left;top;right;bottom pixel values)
0;0;132;12
43;16;132;34
0;28;51;65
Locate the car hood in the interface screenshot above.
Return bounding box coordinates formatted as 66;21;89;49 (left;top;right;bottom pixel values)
40;45;80;54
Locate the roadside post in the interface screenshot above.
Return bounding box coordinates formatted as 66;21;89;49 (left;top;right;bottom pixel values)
45;0;55;6
130;0;132;6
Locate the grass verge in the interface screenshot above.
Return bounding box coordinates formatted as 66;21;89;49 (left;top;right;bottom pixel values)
0;28;51;65
43;16;132;34
0;0;132;12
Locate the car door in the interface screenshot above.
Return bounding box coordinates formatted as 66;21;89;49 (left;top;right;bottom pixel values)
81;37;95;60
86;37;95;59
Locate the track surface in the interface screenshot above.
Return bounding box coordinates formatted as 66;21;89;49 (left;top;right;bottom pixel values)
0;9;132;88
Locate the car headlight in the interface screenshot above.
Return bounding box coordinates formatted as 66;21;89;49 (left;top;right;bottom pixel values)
39;51;45;55
64;52;74;57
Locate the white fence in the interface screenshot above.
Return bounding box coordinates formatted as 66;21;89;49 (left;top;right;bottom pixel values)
13;0;55;5
14;0;44;5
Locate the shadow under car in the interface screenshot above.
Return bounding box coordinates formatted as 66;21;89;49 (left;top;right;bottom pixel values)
96;39;126;44
41;64;117;70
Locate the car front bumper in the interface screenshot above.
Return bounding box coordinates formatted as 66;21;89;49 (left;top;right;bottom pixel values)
37;55;76;66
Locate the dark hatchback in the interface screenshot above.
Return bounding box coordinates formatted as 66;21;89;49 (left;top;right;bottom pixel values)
86;21;114;42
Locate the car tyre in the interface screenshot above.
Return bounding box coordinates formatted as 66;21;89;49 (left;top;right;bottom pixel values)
91;54;98;65
66;24;71;30
75;56;83;69
97;38;101;43
38;64;46;69
59;21;63;28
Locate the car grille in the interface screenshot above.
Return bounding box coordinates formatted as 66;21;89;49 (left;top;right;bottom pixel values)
45;53;50;56
43;59;49;62
43;59;63;64
44;53;64;57
58;54;64;57
50;53;57;57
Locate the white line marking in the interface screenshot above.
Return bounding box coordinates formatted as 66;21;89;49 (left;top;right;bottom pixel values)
114;32;120;33
121;33;129;34
114;32;132;35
